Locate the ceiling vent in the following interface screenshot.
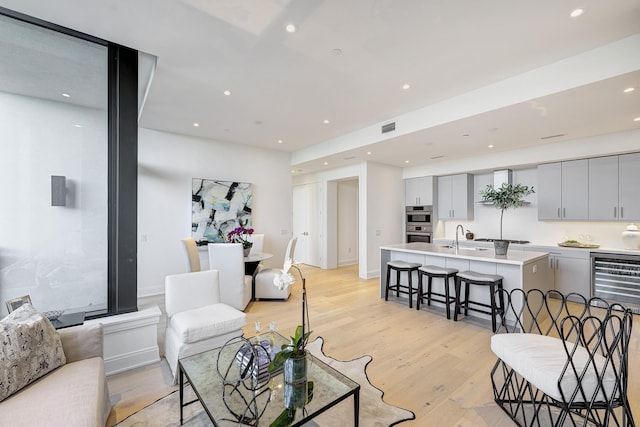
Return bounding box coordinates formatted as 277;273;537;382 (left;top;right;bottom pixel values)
381;122;396;134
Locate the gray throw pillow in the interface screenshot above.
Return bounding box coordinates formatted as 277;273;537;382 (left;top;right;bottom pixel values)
0;303;66;401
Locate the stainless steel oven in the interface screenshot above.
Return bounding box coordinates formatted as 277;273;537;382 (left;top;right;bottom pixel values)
406;206;432;243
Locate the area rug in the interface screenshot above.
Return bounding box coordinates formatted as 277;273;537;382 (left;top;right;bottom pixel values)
116;336;415;426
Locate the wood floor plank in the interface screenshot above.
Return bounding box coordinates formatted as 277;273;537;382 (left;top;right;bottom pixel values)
106;264;640;426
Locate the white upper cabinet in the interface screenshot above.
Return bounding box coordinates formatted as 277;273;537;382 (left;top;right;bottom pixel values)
618;153;640;221
538;160;588;221
537;163;562;220
589;153;640;221
542;153;640;222
404;176;433;206
437;174;473;220
589;156;619;220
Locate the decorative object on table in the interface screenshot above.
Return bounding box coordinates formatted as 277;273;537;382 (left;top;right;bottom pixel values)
269;260;314;424
479;182;535;255
465;229;474;240
621;223;640;250
191;178;252;243
557;239;600;249
227;226;255;256
216;336;273;425
43;310;64;321
5;294;32;313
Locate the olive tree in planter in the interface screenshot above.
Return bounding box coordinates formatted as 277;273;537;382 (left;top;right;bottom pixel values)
479;183;535;255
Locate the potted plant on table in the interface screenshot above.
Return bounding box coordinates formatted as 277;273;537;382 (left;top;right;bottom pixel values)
269;260;314;421
227;226;254;256
479;182;534;255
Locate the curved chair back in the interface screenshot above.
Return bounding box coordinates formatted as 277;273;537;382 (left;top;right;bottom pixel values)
283;237;297;268
208;243;250;310
181;237;201;272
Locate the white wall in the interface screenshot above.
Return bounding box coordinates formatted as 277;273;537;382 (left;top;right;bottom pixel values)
337;179;359;266
137;128;293;296
292;161;402;279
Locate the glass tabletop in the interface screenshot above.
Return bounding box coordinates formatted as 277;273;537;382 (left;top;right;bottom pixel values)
179;332;360;426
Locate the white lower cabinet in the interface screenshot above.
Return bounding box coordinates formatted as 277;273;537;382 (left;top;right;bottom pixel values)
526;247;591;300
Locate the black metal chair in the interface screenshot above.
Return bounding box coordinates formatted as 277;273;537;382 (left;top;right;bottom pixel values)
490;289;635;427
416;265;458;318
384;260;421;308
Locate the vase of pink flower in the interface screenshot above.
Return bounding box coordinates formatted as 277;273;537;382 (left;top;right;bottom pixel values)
227;226;254;256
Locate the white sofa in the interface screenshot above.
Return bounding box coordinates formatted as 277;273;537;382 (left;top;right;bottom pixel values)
0;323;110;427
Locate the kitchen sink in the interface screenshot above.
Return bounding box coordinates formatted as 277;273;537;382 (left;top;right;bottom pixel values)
440;245;489;251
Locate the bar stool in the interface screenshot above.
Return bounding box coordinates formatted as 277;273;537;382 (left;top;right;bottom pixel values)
454;271;504;332
384;260;421;308
416;265;458;319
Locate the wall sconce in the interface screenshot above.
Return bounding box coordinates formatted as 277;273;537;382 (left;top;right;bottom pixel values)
51;175;66;206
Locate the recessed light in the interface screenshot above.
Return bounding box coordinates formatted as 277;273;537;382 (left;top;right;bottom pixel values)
285;23;296;33
323;119;330;124
193;123;200;127
323;161;329;166
634;117;640;122
488;144;494;148
278;139;283;144
74;124;83;128
366;151;372;155
402;83;410;90
291;170;296;174
404;160;410;164
223;90;231;96
624;87;635;93
62;93;70;98
331;48;342;56
570;8;583;17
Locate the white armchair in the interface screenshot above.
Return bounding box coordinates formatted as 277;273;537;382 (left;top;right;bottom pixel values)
254;237;297;300
164;269;247;383
208;243;252;311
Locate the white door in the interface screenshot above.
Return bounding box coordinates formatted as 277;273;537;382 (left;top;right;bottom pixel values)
293;183;320;266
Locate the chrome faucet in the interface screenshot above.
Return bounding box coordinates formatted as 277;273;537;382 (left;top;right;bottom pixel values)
455;224;465;250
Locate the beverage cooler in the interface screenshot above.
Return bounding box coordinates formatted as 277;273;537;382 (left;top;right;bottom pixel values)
591;252;640;313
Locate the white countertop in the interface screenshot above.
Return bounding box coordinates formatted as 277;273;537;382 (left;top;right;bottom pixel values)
380;242;549;265
432;238;640;258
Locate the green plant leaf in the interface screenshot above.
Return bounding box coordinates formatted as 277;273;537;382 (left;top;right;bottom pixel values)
268;349;293;372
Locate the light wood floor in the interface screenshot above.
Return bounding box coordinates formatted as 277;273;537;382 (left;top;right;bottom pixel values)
106;264;640;426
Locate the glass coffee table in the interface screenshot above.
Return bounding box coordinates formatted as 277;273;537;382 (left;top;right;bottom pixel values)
178;332;360;426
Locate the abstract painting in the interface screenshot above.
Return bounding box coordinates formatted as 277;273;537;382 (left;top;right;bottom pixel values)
192;179;252;243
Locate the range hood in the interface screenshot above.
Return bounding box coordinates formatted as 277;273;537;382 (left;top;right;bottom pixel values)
476;169;530;205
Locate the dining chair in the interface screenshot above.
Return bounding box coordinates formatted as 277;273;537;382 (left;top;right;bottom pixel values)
254;237;297;300
247;233;264;255
207;243;252;311
181;237;201;272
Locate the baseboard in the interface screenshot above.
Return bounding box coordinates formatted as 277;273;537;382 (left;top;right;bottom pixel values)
366;269;380;280
338;258;358;267
105;347;160;376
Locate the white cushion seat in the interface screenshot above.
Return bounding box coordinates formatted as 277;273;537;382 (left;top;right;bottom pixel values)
169;303;247;344
491;333;618;403
457;270;503;282
388;260;421;269
419;265;458;275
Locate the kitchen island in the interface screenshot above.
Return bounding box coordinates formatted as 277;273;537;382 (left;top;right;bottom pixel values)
380;242;552;323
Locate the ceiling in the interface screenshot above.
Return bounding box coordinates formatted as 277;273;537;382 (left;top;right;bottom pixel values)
1;0;639;174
